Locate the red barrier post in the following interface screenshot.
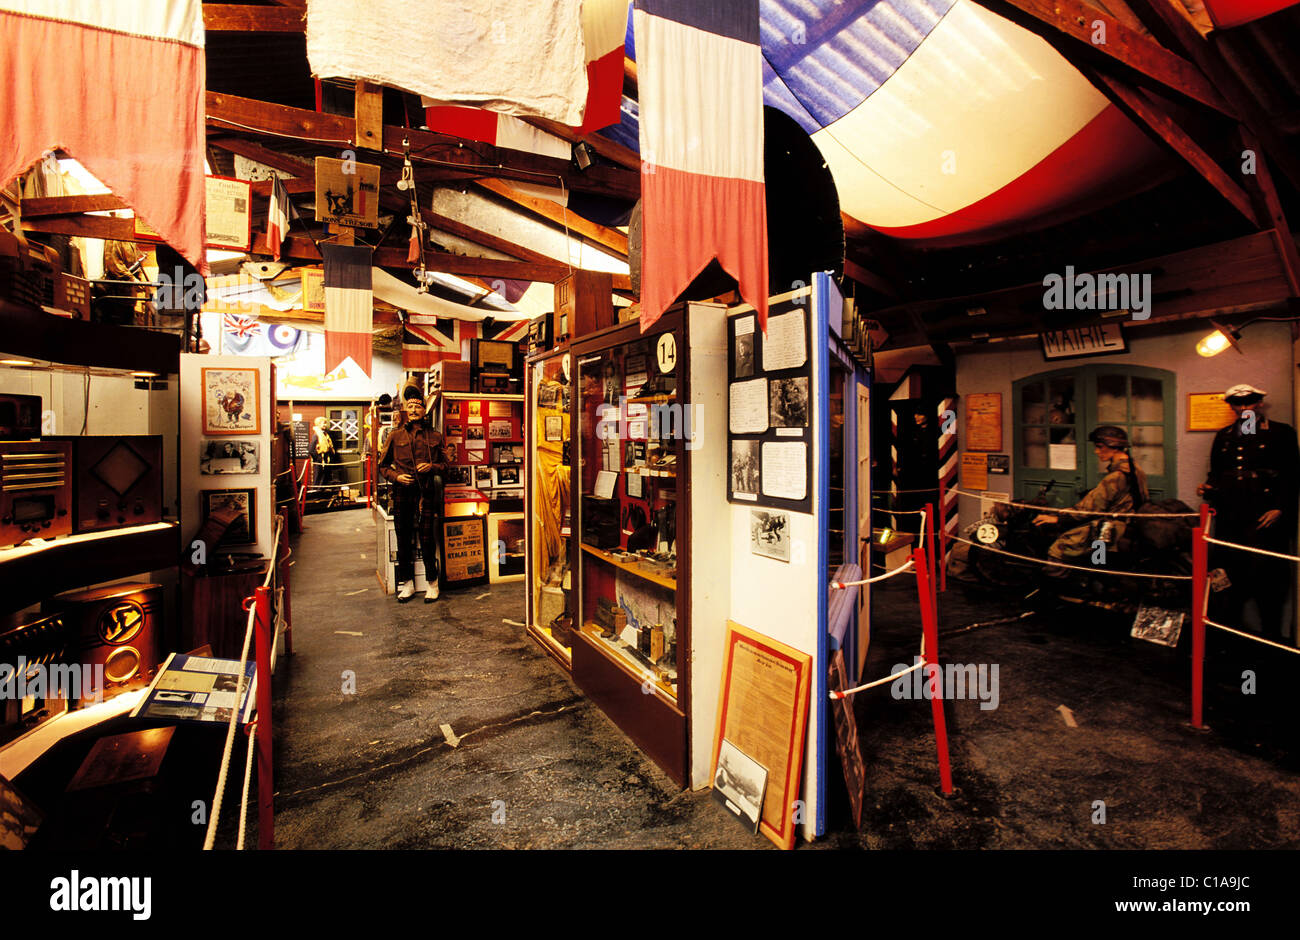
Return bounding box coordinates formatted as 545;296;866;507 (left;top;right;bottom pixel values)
1191;502;1210;730
253;585;275;849
914;546;955;796
925;502;939;618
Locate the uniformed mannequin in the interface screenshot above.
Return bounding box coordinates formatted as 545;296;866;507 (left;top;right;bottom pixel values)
312;416;338;485
1032;425;1148;575
1197;384;1299;640
378;381;448;602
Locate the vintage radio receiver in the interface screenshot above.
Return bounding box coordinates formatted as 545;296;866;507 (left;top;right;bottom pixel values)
477;372;513;394
0;440;72;545
0;611;71;743
49;435;164;532
470;338;516;374
0;393;42;438
527;313;553;356
44;583;163;705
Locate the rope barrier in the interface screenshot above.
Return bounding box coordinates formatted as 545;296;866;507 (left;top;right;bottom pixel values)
1203;618;1300;655
203;518;282;851
305;481;368;490
947;533;1193;580
236;722;257;850
950;487;1200;518
314;458;367;468
274;468;295;481
1202;534;1300;564
831;659;925;699
871;486;939;495
872;506;928;515
831;559;915;588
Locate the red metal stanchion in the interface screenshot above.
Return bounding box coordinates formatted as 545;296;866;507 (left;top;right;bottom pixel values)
253;585;275;849
1191;502;1210;730
914;546;955;796
924;502;939;617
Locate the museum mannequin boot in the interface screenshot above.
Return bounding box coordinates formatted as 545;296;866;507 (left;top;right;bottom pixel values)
425;581;439;603
398;581;415;602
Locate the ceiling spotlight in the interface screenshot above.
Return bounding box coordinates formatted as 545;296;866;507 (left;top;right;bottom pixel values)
0;358;35;366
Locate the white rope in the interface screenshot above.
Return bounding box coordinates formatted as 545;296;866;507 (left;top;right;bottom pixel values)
1202;535;1300;564
948;534;1193;580
236;723;257;850
1204;618;1300;655
831;659;924;700
831;559;915;588
203;519;281;851
951;487;1199;519
873;506;928;515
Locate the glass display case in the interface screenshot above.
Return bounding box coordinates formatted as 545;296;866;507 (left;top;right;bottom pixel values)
524;347;574;663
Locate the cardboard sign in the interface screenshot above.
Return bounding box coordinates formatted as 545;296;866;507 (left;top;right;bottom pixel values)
315;156;381;229
964;392;1002;451
1039;323;1126;360
442;516;488;586
960;452;989;490
1188;393;1237;431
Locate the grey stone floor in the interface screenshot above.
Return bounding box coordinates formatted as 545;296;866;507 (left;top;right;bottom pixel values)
271;508;1300;850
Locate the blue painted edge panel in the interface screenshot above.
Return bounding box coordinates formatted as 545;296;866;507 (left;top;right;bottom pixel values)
813;270;837;838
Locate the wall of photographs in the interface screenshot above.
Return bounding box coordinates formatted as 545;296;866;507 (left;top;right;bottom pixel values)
438;393;525;500
726;295;815;514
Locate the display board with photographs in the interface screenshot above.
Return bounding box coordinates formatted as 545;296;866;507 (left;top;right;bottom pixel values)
199;488;257;545
727;296;814;513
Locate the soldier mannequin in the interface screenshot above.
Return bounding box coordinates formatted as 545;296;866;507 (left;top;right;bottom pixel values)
379;382;448;602
1032;425;1148;574
1197;384;1299;640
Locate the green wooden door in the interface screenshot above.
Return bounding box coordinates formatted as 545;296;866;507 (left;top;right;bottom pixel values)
1013;365;1176;507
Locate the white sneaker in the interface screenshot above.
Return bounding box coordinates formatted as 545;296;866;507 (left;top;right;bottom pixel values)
425;582;440;603
397;581;415;602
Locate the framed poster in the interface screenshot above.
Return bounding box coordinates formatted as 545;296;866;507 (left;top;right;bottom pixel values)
202;368;260;435
301;268;325;313
964;393;1002;452
314;156;381;229
1188;392;1237;431
442;516;488;587
200;488;257;545
204;176;253;251
712;621;812;851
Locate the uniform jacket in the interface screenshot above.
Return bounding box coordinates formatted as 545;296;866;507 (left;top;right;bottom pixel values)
1205;419;1299;520
378;419;448;485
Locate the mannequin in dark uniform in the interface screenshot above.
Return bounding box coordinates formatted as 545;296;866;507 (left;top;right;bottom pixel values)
1198;384;1299;640
379;382;448;602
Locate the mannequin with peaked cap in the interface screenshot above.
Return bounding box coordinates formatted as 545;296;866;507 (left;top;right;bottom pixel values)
379;379;449;602
1198;384;1299;640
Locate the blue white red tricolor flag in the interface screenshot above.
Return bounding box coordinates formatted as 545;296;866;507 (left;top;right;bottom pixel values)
633;0;768;332
322;244;374;377
266;176;290;261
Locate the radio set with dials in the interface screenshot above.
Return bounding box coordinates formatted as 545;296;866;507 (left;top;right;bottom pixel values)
0;440;73;545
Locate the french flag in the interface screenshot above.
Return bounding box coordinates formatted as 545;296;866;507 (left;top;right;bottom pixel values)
322;244;374;377
0;0;208;272
266;176;290;262
634;0;768;332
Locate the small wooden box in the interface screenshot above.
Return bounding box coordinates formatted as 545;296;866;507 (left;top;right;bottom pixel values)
429;359;471;393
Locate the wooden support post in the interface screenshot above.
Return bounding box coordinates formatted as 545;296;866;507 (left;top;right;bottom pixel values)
354;80;384;152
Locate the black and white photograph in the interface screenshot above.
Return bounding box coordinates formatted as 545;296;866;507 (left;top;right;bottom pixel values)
466;425;486;442
1130;604;1185;647
731;439;760;497
494;466;520;487
711;738;768;834
446;465;470;486
734;330;755;378
199;488;256;545
488;419;513;440
492;444;520;464
750;509;791;562
475;466;494;489
769;376;809;428
544;415;563;442
199;439;259;475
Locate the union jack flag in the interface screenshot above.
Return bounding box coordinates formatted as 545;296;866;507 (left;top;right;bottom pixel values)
223;315;261;339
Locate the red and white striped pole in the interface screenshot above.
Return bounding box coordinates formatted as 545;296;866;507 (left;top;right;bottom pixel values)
1190;502;1210;730
914;546;955;796
254;585;275;849
937;475;949;593
925;501;938;617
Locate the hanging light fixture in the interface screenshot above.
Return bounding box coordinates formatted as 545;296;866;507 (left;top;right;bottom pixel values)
1195;319;1243;357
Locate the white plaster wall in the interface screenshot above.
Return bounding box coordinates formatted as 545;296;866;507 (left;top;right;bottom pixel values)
953;321;1296;529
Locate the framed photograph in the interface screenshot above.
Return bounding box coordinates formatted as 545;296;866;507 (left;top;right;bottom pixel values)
466;425;486;442
446;465;470;486
769;376;809;428
488;420;513;440
492;444;520;464
442;441;459;464
712;621;812;851
199;439;259;475
733;315;756;379
750;509;791;562
494;465;520;487
445;401;462;419
445;424;463;442
711;738;768;834
468;401;482;420
475;466;494;489
544;415;563;442
200;488;256;545
730;439;760;500
203;368;260;435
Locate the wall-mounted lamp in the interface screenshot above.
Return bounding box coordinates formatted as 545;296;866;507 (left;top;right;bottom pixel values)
1195;319;1243;357
573;142;593;170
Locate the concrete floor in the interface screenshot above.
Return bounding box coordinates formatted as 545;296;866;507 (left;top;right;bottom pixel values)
272;508;1300;850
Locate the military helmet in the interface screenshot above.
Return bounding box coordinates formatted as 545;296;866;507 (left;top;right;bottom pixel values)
1088;425;1130;448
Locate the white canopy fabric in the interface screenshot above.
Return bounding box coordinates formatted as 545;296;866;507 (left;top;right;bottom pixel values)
370;267;533;322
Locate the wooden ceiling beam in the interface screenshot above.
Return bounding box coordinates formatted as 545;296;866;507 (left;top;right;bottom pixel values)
843;258;901;300
20;194;126;216
475;178;629;257
1239;126;1300;297
203;4;305;32
523;115;641;172
1082;69;1256;224
969;0;1232;116
205;91;639;200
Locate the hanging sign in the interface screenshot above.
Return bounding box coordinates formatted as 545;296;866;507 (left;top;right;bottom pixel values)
315;156;381;229
1039;323;1127;360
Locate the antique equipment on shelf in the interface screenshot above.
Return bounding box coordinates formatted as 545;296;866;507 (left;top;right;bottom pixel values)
48;435;164;533
44;583;163;705
0;440;73;544
0;393;42;438
0;611;70;744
